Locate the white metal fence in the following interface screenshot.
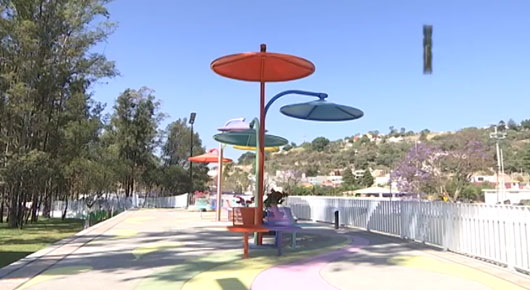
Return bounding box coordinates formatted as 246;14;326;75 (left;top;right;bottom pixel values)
287;196;530;274
51;194;189;218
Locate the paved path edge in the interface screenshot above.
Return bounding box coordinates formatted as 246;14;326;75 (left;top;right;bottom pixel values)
0;210;134;286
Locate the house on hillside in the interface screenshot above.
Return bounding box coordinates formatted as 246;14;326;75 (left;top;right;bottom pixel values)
387;136;404;143
471;173;530;189
483;189;530;205
350;186;417;199
303;175;343;187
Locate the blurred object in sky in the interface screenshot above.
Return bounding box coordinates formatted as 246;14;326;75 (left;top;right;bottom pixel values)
423;25;433;74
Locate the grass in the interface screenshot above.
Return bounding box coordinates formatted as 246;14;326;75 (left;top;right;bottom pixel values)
0;218;84;268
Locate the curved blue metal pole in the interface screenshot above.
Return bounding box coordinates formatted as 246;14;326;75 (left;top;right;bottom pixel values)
264;90;327;117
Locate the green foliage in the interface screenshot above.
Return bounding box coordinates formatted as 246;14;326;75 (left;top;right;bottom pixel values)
237;152;256;165
507;119;519;131
304;164;319;176
342;168;356;186
282;144;293;151
223;165;251;193
0;1;211;228
0;0;116;227
522;145;530;173
445;182;494;202
163;118;205;167
0;218;83;267
87;210;111;226
521;119;530;130
290;184;359;196
360;169;374;187
108;88;162;197
311;137;330;152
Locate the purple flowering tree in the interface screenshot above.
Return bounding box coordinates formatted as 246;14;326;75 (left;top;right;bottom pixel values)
392;130;490;201
391;143;443;196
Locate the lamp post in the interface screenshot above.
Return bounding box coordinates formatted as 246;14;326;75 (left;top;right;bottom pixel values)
189;112;196;205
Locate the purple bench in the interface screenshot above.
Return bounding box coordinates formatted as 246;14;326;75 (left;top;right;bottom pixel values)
263;207;301;256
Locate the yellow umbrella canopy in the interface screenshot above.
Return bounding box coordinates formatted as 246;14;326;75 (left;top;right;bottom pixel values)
233;145;279;152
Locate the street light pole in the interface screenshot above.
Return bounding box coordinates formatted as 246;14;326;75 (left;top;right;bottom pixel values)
490;125;506;203
188;112;196;205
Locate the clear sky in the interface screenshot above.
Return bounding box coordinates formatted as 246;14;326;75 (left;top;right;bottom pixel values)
92;0;530;160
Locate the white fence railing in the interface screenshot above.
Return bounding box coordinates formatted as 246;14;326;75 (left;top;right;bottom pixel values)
51;194;189;218
287;196;530;274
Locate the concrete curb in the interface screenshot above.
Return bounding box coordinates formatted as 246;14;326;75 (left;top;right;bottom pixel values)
0;210;134;289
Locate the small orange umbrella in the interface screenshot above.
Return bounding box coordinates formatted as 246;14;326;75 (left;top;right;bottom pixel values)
188;149;232;163
189;148;232;218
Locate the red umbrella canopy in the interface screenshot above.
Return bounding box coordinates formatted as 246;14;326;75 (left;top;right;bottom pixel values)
188;149;232;163
210;44;315;82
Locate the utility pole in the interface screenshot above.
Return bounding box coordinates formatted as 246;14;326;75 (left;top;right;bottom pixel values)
490;125;506;203
188;112;196;206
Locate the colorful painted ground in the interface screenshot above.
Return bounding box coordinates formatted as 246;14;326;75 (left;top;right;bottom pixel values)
1;209;529;290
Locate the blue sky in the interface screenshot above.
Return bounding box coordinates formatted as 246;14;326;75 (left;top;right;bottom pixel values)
92;0;530;159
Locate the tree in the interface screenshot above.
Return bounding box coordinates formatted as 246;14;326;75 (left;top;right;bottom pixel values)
391;143;443;195
223;166;251;193
0;0;116;228
439;131;490;201
282;144;293;151
238;152;256;165
507;119;519;131
522;145;530;174
342;168;356;186
162;118;205;167
304;164;319;176
108;88;162;197
311;137;330;152
160;119;209;194
388;126;395;136
521;119;530;130
277;170;302;194
498;120;506;131
419;129;429;141
360;169;374;187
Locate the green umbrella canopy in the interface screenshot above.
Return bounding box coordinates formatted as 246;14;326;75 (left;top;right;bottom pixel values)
213;130;288;147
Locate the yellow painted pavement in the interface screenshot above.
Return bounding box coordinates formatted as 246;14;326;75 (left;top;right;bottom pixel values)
390;256;525;290
18;266;92;290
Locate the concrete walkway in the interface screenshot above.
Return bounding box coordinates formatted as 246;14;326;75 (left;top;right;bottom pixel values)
1;209;529;290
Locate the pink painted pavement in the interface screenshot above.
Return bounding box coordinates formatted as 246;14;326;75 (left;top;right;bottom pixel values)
251;236;370;290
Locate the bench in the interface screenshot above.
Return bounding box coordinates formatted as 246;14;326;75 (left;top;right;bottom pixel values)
226;207;269;258
194;198;213;211
263;207;302;256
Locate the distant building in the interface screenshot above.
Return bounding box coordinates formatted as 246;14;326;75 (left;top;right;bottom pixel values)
303;175;343;187
484;189;530;205
471;173;529;190
387;136;404;143
351;186;418;199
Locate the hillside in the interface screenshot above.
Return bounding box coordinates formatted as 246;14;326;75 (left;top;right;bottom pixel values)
222;120;530;200
259;124;530;177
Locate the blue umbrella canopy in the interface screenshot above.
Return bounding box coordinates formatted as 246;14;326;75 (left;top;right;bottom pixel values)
280;99;363;121
214;130;288;147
